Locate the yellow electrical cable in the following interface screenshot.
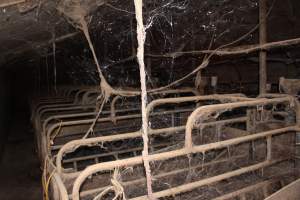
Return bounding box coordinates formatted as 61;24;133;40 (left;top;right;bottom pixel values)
42;156;57;200
51;120;63;141
42;158;48;200
45;169;56;200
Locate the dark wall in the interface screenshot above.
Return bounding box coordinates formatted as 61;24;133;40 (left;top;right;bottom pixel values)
0;69;11;161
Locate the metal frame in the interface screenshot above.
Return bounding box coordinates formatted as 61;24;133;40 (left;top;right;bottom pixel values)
68;96;299;200
32;89;299;200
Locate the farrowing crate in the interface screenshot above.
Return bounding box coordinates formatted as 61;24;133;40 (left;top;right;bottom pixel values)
48;95;300;200
35;88;200;162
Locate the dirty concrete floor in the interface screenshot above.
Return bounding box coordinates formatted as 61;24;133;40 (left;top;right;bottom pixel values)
0;112;42;200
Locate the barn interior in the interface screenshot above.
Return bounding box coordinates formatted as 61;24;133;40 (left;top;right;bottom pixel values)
1;0;300;200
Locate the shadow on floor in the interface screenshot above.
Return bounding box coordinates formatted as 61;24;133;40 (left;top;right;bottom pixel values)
0;113;42;200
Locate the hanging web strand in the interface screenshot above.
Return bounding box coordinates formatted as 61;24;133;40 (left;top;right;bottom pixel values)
79;16;114;101
134;0;155;199
52;30;57;94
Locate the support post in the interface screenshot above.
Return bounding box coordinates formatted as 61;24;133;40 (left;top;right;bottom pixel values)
259;0;268;94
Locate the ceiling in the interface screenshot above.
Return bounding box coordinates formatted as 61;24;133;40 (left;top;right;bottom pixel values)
0;0;300;79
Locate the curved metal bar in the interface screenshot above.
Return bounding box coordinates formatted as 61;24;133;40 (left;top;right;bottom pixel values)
70;96;298;200
53;94;252;175
109;88;200;124
56;116;247;175
81;89;101;105
46;107;196;158
49;94;251;159
36;87;99;120
52;172;69;200
71;126;299;200
146;94;253;126
184;96;296;149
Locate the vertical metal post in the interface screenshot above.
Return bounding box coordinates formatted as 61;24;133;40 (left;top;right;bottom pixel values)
247;109;256;161
259;0;267;94
295;100;300;169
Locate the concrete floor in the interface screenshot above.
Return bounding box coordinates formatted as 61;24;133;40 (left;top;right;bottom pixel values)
0;113;42;200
